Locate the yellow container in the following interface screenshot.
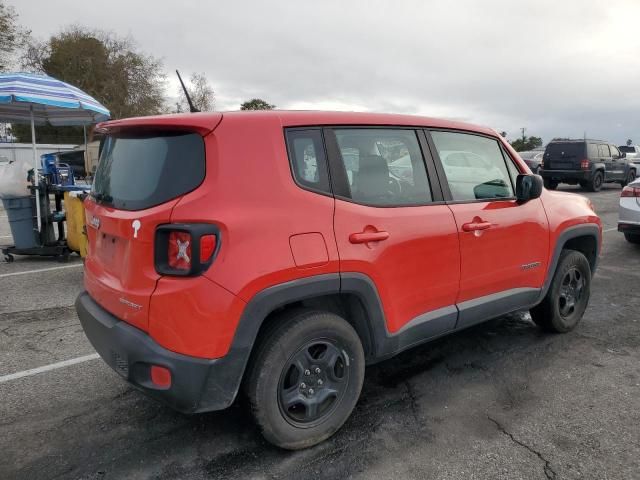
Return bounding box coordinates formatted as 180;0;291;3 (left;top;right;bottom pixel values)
64;191;88;258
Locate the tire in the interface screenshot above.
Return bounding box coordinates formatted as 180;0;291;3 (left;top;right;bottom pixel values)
530;250;591;333
624;233;640;244
245;309;365;450
587;171;604;192
544;178;558;190
621;170;636;187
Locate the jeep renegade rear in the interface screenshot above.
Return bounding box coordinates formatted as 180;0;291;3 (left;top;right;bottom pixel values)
77;111;601;449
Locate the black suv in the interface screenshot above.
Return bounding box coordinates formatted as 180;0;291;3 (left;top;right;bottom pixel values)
541;139;637;191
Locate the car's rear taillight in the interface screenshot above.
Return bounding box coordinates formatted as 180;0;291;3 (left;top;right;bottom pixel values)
580;159;590;169
200;234;216;263
168;231;192;271
155;224;220;276
621;186;640;197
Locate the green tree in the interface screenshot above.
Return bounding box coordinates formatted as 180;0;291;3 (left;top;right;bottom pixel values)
511;135;543;152
240;98;275;110
627;139;633;146
0;1;30;71
14;26;166;142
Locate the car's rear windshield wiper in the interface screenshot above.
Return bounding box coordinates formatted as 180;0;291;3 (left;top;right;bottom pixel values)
92;192;113;204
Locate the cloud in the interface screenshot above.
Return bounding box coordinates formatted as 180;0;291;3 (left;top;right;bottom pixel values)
15;0;640;144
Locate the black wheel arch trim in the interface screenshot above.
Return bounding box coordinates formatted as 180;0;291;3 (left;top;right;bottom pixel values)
537;224;600;303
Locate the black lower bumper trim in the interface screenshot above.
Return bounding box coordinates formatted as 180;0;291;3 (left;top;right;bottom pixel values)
75;292;243;413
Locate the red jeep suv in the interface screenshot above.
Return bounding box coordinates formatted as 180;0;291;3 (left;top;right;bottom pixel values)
76;111;601;449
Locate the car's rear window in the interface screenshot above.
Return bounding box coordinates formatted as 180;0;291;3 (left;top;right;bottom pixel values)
620;146;636;153
92;131;205;211
544;143;585;158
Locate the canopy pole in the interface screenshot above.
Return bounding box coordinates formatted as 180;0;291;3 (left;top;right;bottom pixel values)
30;106;42;233
83;124;88;177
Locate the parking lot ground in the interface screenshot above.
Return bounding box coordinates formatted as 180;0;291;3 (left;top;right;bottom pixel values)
1;185;639;480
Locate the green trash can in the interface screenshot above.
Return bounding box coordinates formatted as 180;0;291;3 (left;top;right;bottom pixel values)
2;196;38;249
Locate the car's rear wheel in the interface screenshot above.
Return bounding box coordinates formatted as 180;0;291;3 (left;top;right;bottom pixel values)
245;309;365;450
544;179;558;190
530;250;591;333
624;233;640;244
587;171;604;192
621;170;636;187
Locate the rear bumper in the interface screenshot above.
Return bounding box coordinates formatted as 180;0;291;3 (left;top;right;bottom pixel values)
540;169;591;181
75;291;242;413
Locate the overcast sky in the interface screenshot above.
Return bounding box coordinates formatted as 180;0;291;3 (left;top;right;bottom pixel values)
14;0;640;145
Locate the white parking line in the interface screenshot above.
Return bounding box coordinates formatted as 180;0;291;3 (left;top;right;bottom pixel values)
0;263;83;279
603;227;618;233
0;353;100;384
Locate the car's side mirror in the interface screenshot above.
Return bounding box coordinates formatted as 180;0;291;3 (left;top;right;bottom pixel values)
516;174;543;202
621;152;627;158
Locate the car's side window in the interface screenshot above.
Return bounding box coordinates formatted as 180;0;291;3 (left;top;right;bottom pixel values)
501;147;521;185
598;144;611;158
431;131;514;201
332;128;432;206
285;129;331;194
588;143;599;158
610;145;621;159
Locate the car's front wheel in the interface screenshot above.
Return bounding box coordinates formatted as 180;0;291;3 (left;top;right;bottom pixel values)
245;309;365;450
530;250;591;333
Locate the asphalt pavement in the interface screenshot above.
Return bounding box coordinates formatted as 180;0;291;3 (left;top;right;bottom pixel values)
1;185;638;480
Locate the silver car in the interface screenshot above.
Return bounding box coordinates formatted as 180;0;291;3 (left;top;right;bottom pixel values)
619;145;640;171
618;177;640;244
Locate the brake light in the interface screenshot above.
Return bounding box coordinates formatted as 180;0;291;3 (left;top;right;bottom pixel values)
155;224;219;276
200;234;216;263
168;231;191;271
580;159;590;169
621;186;640;197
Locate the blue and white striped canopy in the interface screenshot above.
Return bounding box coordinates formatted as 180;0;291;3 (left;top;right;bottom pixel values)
0;72;110;125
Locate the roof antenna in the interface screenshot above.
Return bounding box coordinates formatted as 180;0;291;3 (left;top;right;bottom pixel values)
176;70;200;113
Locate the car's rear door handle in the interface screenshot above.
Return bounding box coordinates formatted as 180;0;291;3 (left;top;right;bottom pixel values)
349;231;390;244
461;221;492;232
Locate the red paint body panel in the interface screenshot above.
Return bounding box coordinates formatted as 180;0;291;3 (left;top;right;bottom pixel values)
148;275;246;358
333;200;460;333
84;197;179;331
448;198;550;302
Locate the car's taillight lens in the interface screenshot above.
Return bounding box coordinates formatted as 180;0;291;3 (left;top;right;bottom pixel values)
200;234;216;263
580;159;590;169
168;231;192;271
155;224;219;276
621;186;640;197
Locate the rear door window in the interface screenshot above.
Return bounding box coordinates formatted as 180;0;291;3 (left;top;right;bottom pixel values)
92;131;205;211
331;128;432;206
430;131;514;201
610;145;621;159
587;143;599;158
598;144;611;158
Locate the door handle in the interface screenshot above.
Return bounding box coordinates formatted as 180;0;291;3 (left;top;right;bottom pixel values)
461;221;492;232
349;231;390;244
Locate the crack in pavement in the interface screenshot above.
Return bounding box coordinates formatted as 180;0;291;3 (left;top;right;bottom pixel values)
488;416;556;480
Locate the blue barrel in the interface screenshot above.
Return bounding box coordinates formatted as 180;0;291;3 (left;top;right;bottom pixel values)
2;197;38;249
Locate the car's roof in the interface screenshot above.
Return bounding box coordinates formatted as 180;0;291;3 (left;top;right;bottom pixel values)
548;139;607;144
98;110;498;137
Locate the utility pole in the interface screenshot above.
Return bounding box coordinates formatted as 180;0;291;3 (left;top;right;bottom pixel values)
521;127;526;142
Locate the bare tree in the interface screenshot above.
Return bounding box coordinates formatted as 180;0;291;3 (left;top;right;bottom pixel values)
0;1;30;71
176;72;215;112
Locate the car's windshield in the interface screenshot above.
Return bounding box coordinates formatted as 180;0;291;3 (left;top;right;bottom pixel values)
619;146;636;153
